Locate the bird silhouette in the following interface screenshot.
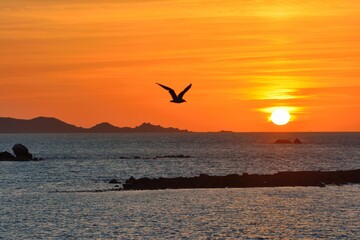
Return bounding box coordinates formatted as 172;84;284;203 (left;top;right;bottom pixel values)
156;83;192;103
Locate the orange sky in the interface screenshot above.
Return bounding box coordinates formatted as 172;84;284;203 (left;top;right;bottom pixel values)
1;0;359;132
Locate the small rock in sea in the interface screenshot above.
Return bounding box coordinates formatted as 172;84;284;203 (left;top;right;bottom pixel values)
12;143;33;160
293;138;302;144
133;156;140;159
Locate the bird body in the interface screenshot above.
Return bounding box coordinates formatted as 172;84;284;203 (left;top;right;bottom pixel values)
157;83;192;103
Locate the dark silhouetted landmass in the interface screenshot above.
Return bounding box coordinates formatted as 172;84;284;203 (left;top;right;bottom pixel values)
122;169;360;190
0;117;189;133
0;117;85;133
88;122;131;133
134;122;186;133
88;122;187;133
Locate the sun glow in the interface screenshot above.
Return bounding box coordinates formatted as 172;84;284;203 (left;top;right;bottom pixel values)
270;109;291;125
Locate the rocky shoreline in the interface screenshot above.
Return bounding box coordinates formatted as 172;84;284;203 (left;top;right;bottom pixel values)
121;169;360;190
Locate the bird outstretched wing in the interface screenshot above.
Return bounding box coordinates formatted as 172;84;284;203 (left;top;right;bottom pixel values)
178;83;192;99
157;83;178;100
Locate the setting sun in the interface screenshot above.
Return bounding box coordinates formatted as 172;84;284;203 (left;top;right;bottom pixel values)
270;109;291;125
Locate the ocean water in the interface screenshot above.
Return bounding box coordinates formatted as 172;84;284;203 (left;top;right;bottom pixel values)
1;133;360;239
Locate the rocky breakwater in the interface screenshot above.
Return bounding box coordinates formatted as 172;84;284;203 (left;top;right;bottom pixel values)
122;169;360;190
0;144;42;161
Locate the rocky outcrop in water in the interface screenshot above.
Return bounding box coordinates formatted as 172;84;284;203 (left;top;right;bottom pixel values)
122;169;360;190
0;144;41;161
12;144;33;160
0;151;16;161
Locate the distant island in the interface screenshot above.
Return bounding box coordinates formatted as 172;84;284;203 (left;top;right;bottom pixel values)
0;117;189;133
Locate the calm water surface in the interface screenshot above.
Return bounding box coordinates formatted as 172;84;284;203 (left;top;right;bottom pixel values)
1;133;359;239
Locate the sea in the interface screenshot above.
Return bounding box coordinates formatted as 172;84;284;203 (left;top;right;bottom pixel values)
1;132;359;239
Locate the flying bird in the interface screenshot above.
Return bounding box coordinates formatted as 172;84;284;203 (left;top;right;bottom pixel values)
156;83;192;103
